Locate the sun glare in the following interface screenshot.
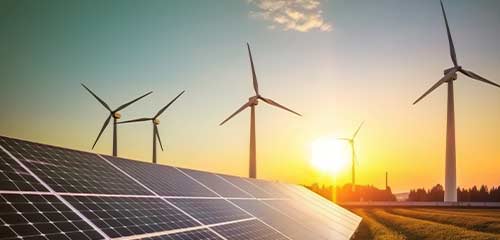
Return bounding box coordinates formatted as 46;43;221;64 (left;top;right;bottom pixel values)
311;137;350;174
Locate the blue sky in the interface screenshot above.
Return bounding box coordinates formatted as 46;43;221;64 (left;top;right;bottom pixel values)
1;0;499;191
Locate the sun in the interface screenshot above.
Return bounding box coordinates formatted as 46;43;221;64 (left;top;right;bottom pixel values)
311;137;350;174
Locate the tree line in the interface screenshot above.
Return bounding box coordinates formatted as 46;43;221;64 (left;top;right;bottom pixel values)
408;184;500;202
307;183;396;202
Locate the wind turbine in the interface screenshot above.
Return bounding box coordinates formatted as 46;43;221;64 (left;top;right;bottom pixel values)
220;43;301;179
413;1;500;202
118;90;185;164
338;121;364;190
81;83;152;156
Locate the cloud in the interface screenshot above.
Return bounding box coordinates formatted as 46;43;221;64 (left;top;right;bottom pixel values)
248;0;332;32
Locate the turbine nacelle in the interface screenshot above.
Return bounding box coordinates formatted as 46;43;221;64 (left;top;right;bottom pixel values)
153;118;160;125
113;112;122;119
444;67;459;81
249;96;259;106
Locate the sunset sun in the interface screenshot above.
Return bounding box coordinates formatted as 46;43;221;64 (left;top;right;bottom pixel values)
311;137;350;174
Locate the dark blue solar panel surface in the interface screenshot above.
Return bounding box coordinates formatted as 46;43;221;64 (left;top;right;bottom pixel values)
63;195;200;238
106;156;217;197
181;168;252;198
0;193;102;240
0;147;47;192
211;219;288;240
0;136;151;195
168;198;251;225
146;228;222;240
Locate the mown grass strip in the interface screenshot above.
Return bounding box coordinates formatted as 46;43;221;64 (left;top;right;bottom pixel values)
350;208;406;240
388;208;500;234
370;208;499;240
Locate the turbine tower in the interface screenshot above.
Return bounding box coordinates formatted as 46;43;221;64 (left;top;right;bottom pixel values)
118;91;185;164
81;83;152;156
220;43;301;179
338;121;364;189
413;1;500;202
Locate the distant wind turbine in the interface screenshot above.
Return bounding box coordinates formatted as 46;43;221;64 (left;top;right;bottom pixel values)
81;83;152;156
413;1;500;202
118;91;185;164
220;43;301;179
338;121;364;189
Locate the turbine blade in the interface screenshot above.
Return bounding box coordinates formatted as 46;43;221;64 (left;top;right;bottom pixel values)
413;68;458;105
247;43;259;95
352;121;364;139
154;90;185;119
220;101;251;126
337;138;351;141
155;125;164;151
459;69;500;88
118;118;152;124
440;0;458;66
92;115;111;149
115;91;153;112
259;97;302;116
81;83;111;112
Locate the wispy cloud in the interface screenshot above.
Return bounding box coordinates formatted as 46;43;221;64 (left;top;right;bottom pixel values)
248;0;332;32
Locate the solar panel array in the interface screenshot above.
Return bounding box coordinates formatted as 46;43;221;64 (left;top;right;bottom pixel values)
0;135;361;240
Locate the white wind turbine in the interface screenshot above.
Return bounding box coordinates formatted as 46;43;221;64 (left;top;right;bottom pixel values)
413;1;500;202
220;43;302;179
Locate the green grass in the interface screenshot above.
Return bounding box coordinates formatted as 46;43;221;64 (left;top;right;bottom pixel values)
349;208;500;240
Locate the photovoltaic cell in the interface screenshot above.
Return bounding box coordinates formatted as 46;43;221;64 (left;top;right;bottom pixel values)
63;195;200;238
211;219;288;240
180;168;252;198
0;136;151;195
231;199;327;240
0;193;102;240
0;148;47;192
217;175;272;198
145;229;222;240
105;156;217;197
243;179;292;198
169;198;251;225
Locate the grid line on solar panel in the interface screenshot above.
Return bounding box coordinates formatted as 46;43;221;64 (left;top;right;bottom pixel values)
0;146;48;192
0;136;152;195
168;198;251;225
242;178;293;198
0;193;103;240
211;219;289;240
102;155;217;197
178;168;252;198
63;195;201;239
231;199;329;240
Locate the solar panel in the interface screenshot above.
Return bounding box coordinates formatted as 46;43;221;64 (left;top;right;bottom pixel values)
0;148;47;192
211;219;288;240
63;195;200;238
105;156;217;197
0;136;151;195
0;135;361;240
0;193;102;240
180;168;252;198
168;198;251;225
145;229;222;240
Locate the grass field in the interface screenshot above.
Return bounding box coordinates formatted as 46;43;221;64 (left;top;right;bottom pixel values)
348;207;500;240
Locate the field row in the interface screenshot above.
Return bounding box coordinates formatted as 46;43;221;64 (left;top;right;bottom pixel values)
349;207;500;240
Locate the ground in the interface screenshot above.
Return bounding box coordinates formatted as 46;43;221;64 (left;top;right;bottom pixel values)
348;207;500;240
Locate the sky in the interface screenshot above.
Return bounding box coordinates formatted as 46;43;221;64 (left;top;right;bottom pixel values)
0;0;499;193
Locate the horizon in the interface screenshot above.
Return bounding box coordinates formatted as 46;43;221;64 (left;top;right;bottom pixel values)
1;0;499;193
